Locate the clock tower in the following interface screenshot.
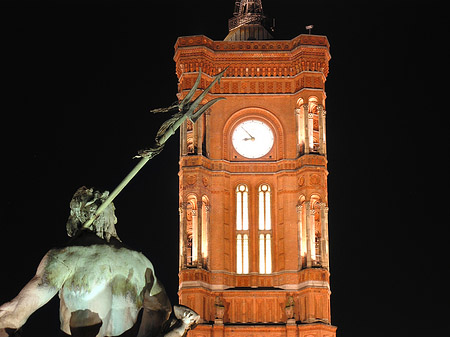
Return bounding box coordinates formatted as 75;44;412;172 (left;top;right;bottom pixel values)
174;1;336;336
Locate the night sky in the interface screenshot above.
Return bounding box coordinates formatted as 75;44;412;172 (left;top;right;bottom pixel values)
0;1;448;336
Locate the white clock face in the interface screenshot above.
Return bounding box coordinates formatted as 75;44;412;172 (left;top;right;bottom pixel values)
232;120;274;159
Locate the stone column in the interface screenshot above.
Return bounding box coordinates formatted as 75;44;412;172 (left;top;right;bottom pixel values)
202;204;210;268
317;104;324;155
179;202;188;269
318;105;327;156
320;203;330;270
191;209;198;265
303;104;310;154
197;200;203;267
297;204;303;270
308;113;314;152
309;209;316;265
205;110;211;157
305;201;312;268
196;113;203;156
295;108;302;155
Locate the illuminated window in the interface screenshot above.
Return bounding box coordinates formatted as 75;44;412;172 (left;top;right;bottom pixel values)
259;234;272;274
186;195;198;266
258;184;272;274
201;196;209;266
236;184;249;274
259;184;271;230
311;197;322;266
236;184;249;231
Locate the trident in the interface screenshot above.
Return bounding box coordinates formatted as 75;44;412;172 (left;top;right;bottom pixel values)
82;68;227;230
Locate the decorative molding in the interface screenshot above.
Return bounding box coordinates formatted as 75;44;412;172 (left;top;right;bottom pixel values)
276;280;330;291
179;279;330;292
298;176;305;187
179;280;233;291
178;72;326;95
180;154;327;174
174;34;330;95
174;34;330;53
310;174;321;185
186;175;197;185
179;268;330;290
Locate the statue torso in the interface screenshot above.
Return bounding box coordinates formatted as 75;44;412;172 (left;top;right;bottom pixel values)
45;241;153;336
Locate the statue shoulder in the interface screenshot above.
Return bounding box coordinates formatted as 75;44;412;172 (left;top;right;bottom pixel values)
127;249;154;270
38;249;73;288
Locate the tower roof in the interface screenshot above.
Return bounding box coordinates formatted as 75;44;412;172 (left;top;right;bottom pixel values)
225;0;273;41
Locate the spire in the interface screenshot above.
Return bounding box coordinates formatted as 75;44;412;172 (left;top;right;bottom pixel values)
225;0;273;41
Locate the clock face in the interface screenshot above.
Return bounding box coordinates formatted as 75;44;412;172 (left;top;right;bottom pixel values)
232;120;274;159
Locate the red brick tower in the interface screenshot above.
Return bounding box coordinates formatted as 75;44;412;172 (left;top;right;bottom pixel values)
175;1;336;336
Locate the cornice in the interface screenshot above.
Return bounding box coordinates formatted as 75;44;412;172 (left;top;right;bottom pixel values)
174;34;331;80
174;34;330;54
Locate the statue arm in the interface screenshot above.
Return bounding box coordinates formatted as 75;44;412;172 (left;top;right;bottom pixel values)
137;267;172;337
0;252;67;333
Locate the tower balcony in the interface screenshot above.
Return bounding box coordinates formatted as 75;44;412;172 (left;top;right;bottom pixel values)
179;268;332;326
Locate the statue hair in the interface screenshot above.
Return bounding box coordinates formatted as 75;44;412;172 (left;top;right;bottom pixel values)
66;186;121;242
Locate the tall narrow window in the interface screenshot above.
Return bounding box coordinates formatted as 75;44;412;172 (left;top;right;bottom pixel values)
186;195;198;266
258;184;272;274
265;234;272;273
201;196;209;266
243;234;249;274
236;184;249;274
312;198;323;266
237;234;243;274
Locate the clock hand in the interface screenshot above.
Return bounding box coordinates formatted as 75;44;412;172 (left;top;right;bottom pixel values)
242;137;255;141
241;126;254;139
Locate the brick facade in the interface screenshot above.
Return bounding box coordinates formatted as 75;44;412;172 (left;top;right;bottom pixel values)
174;30;336;337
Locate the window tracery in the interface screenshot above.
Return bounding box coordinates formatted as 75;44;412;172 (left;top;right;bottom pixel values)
258;184;272;274
236;184;249;274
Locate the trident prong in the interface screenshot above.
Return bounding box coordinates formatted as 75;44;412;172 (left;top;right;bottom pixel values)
82;68;227;230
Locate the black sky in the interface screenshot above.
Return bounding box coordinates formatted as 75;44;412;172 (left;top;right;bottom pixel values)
0;1;448;336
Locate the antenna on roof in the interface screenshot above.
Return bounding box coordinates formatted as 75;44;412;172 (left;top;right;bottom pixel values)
305;25;314;34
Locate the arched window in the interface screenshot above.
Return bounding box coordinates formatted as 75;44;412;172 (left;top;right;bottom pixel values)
236;184;249;274
308;97;320;152
297;194;329;269
259;184;271;231
311;195;322;266
297;196;307;268
295;98;304;154
186;195;198;266
296;96;326;155
258;184;272;274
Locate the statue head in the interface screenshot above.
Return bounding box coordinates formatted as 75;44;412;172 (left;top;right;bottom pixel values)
66;186;120;242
